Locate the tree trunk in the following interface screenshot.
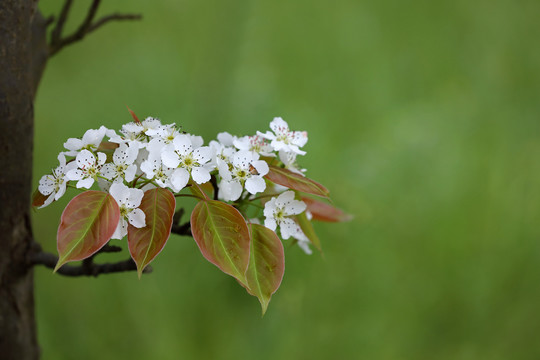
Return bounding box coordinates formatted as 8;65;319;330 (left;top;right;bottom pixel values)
0;1;48;358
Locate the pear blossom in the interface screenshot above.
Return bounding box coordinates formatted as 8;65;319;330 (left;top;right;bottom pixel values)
279;150;306;175
109;117;162;148
38;153;77;208
109;183;146;239
217;132;237;147
233;135;274;157
257;117;308;155
217;150;269;201
263;191;307;237
66;150;107;189
140;151;180;191
101;143;139;183
63;126;108;156
161;134;213;190
145;124;181;153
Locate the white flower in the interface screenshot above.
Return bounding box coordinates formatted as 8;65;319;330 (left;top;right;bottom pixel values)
233;135;274;157
217;132;237;147
161;134;213;190
209;140;236;169
109;183;146;240
263;191;306;237
145;124;181;153
101;143;139;183
217;150;269;201
140;151;180;191
63;126;108;156
66;150;106;189
38;153;77;208
279;150;306;175
109;117;162;148
257;117;308;155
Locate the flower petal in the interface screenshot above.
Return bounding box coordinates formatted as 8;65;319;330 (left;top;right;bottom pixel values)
126;188;144;208
192;166;211;184
220;180;243;201
193;146;212;163
251;160;269;176
111;218;128;239
173;135;193;156
245;176;266;195
76;150;95;168
161;150;180;168
285;199;307;215
127;208;146;228
264;217;277;231
76;177;94;189
270;117;289;133
170;168;189;192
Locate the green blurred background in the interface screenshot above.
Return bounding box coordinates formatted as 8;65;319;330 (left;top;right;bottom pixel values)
33;0;540;359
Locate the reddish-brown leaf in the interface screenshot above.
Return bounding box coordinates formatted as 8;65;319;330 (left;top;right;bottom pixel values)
245;224;285;315
302;197;353;222
265;165;329;198
55;191;120;271
126;105;141;124
190;200;251;284
128;188;176;278
32;189;47;208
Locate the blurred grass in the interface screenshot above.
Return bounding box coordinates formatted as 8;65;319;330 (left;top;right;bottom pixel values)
33;0;540;359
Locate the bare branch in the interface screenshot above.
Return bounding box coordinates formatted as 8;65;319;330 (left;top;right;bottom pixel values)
171;222;191;237
88;13;143;33
49;0;142;56
28;242;149;277
210;175;219;200
31;252;151;277
50;0;73;45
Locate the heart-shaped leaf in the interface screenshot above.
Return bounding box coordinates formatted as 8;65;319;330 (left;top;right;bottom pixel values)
190;200;251;284
265;165;329;198
302;197;353;222
245;224;285;315
128;188;176;278
55;191;120;271
295;211;322;252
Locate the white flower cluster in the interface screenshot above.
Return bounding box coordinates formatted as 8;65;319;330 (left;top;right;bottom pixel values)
37;116;313;253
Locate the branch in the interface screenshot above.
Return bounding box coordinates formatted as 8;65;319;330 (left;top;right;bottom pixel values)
50;0;73;45
171;208;192;236
88;13;143;33
210;175;219;200
171;222;191;237
49;0;142;56
29;243;151;277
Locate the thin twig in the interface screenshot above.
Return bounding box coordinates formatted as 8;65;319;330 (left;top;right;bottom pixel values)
51;0;73;45
49;0;142;56
88;13;143;33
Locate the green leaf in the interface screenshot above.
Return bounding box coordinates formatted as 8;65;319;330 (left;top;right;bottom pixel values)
128;188;176;278
265;165;330;198
295;211;322;252
302;197;353;222
190;200;251;284
55;191;120;271
245;224;285;315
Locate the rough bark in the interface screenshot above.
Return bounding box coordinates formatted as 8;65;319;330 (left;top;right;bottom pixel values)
0;1;47;359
